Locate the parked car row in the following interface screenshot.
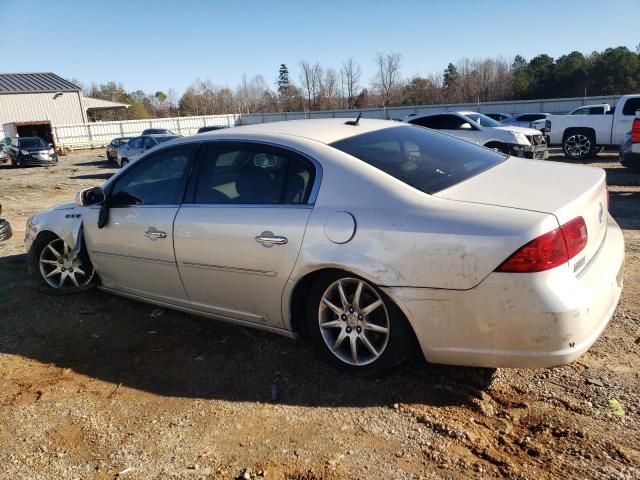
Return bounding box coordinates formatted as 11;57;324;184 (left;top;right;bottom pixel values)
105;126;228;168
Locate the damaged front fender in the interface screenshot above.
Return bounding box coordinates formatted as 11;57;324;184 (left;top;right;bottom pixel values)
25;202;85;259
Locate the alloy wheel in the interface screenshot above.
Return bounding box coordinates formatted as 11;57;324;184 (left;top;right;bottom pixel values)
38;238;94;289
565;134;591;158
318;277;390;366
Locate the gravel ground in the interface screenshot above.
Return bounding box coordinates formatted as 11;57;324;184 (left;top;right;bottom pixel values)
0;149;639;480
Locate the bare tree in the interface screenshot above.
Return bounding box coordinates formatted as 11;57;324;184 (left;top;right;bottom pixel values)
299;61;323;110
373;53;402;105
341;57;361;109
320;67;339;109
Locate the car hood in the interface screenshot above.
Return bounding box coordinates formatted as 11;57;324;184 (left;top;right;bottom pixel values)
51;201;76;211
492;125;542;136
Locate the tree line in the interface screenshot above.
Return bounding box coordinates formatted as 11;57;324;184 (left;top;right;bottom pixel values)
80;45;640;121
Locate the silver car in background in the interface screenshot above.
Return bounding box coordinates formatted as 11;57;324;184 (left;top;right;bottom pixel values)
24;119;624;376
116;134;180;167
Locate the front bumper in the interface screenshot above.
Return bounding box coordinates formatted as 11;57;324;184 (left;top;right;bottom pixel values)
508;143;549;160
21;153;58;165
383;215;624;368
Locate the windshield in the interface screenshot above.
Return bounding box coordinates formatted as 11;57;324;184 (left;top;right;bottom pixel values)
330;125;506;195
20;138;47;148
464;113;502;127
156;136;179;144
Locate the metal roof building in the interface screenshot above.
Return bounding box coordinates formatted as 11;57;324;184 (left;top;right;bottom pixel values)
0;72;128;126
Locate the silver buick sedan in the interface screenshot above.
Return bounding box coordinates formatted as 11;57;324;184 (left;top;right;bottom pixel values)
25;119;624;376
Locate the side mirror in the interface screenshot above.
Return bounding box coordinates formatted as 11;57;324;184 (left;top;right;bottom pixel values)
76;186;104;206
459;123;473;130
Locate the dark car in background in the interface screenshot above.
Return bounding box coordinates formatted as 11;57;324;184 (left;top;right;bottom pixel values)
485;113;513;122
106;137;133;162
3;136;58;167
141;128;179;136
197;125;228;134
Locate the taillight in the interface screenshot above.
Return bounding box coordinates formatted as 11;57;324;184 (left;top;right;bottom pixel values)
562;216;588;258
632;118;640;144
496;216;588;273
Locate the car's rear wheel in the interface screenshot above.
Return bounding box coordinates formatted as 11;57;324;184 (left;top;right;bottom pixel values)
30;234;95;294
306;272;417;377
563;132;594;160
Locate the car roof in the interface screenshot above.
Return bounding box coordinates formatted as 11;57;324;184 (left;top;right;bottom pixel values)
196;118;403;144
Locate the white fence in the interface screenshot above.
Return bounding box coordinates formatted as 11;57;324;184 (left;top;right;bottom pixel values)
53;95;622;149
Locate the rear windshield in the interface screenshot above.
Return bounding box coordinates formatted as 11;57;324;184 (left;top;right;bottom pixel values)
330;125;506;194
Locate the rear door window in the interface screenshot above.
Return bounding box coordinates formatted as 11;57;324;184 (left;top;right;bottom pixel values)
193;143;315;205
330;125;506;194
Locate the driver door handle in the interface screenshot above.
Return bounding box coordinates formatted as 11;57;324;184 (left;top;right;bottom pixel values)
255;234;288;246
144;228;167;240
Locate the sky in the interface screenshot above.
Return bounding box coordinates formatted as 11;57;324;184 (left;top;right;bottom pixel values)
1;0;638;97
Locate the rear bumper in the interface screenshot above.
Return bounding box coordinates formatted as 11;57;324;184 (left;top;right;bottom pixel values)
383;215;624;368
620;150;640;168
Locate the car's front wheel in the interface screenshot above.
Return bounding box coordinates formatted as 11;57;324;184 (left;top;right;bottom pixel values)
30;234;95;294
306;272;417;377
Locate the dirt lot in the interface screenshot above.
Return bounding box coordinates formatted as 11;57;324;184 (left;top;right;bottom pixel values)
1;150;639;480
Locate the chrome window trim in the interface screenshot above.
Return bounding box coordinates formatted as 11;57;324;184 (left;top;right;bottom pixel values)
180;204;313;210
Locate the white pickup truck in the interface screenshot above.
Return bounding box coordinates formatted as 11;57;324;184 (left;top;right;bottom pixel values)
543;94;640;160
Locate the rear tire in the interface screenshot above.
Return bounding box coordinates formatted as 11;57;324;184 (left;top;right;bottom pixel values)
0;219;12;241
29;233;96;295
562;131;594;160
305;271;418;377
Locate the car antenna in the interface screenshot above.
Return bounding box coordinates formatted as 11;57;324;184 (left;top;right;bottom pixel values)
345;112;362;126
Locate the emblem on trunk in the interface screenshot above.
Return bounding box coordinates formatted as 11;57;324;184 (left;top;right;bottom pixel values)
598;202;603;224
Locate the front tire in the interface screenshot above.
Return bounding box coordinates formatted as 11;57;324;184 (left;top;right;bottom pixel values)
305;272;417;377
563;131;594;160
29;234;95;294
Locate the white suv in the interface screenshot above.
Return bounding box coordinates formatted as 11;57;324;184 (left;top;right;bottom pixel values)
397;111;548;159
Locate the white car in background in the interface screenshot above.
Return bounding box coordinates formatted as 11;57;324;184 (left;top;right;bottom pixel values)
24;119;622;376
398;111;548;159
117;134;180;167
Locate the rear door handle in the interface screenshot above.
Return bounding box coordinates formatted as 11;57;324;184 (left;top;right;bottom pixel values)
255;233;288;246
144;228;167;240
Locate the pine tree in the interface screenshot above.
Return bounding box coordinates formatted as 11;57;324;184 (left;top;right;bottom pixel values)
278;64;290;94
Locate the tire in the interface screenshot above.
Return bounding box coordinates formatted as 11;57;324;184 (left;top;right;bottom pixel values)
589;146;604;157
305;271;418;377
0;219;12;241
11;156;21;168
484;142;508;154
562;131;594;160
29;233;96;294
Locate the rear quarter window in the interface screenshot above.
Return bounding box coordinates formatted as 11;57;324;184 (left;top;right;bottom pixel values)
330;125;506;195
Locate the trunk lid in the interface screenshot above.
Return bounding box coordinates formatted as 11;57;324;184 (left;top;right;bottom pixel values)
435;157;608;275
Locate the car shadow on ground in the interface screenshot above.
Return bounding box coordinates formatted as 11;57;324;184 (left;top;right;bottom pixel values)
609;190;640;230
0;252;494;409
69;172;114;180
73;159;116;169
